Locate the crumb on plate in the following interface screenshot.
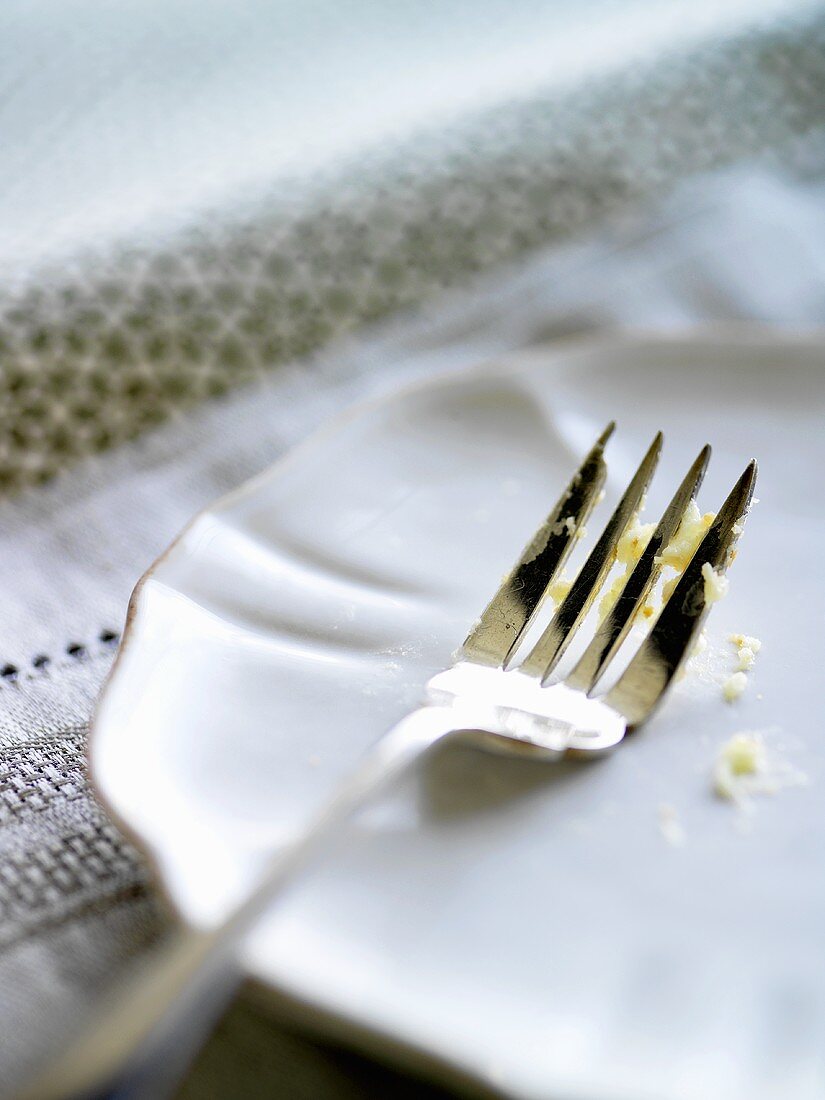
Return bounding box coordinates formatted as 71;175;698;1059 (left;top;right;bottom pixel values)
713;731;807;805
729;632;761;672
723;670;748;702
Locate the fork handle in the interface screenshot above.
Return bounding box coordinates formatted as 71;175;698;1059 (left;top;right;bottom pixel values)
20;706;461;1100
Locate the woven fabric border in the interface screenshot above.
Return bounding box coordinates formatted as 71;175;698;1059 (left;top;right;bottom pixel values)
0;8;823;491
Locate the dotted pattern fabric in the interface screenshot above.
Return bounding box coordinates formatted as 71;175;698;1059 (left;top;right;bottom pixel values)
0;730;144;946
0;11;823;492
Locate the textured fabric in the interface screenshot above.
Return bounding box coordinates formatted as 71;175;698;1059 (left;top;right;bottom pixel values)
1;145;825;1094
0;2;824;490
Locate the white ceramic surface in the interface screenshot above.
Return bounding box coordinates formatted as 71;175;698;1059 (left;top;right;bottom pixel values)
92;332;825;1100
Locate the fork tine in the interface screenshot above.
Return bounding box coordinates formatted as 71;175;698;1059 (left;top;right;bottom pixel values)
458;422;614;668
565;444;711;694
605;460;757;727
519;432;663;682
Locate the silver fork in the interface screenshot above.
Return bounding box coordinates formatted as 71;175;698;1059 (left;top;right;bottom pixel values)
24;427;756;1100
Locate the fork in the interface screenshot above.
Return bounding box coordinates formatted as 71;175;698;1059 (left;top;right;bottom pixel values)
24;426;756;1100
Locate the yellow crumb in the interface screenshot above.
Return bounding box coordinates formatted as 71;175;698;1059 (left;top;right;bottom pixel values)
728;632;761;671
714;733;763;798
656;500;715;571
713;731;807;804
723;671;747;702
652;502;717;617
692;630;708;658
597;509;656;623
551;515;577;536
724;735;762;775
615;513;656;566
548;573;572;605
702;562;729;604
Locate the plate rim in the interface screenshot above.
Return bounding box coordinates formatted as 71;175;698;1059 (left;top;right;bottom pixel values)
87;324;825;1096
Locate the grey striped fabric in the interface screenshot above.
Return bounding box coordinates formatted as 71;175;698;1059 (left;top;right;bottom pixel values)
0;4;823;492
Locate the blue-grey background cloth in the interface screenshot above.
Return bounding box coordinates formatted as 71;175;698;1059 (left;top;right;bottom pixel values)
0;1;824;1095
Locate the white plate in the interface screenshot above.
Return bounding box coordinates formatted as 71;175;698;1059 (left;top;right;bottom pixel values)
92;332;825;1100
